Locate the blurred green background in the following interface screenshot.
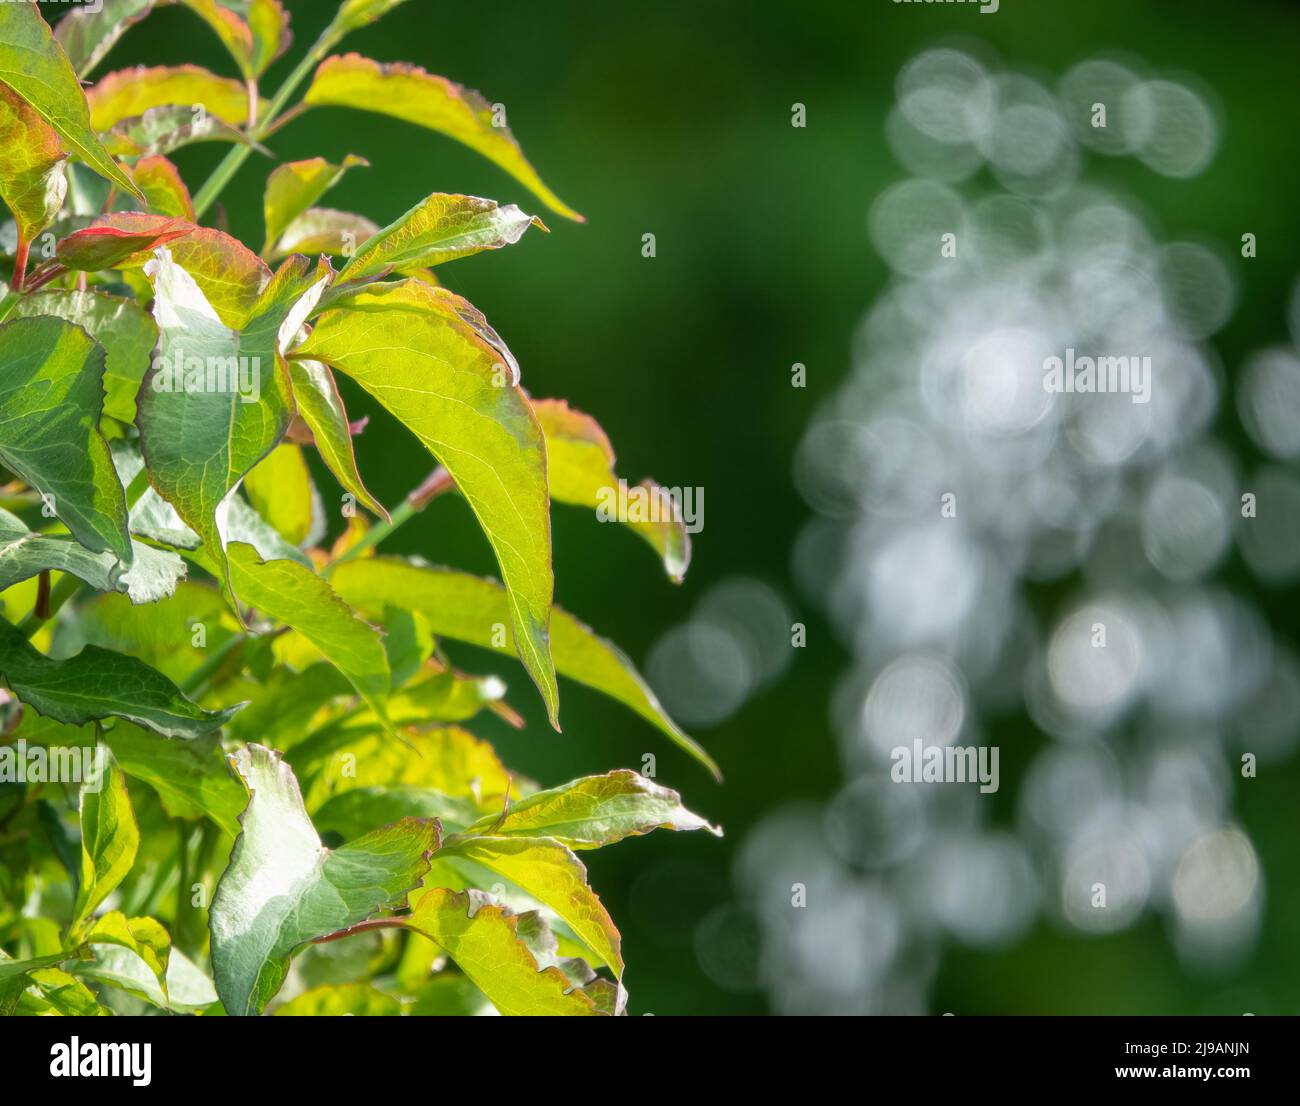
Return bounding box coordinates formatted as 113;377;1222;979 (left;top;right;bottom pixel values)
106;0;1300;1014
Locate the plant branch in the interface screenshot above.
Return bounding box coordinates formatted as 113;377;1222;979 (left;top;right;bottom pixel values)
326;467;454;573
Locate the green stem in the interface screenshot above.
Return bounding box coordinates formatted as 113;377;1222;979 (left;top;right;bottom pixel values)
326;468;453;574
191;25;340;219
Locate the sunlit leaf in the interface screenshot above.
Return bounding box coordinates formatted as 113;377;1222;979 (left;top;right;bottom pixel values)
72;758;139;930
534;398;691;582
243;443;318;546
331;558;720;778
286;358;387;520
0;82;67;250
262;154;365;257
103;103;255;158
86;911;170;994
303;53;581;221
0;3;141;197
456;769;721;849
88;64;261;131
403;889;607;1016
275;981;400;1016
294;279;558;726
328;0;411;36
270;206;377;260
132;153;195;219
210;743;437;1016
438;835;623;977
337;192;543;283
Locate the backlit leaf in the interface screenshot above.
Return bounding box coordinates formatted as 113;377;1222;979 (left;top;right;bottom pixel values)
263;154;366;258
209;743;437;1016
403;889;606;1016
88;64;260;131
0;2;141;197
457;769;721;849
132;153;195;219
294;279;558;726
270;206;377;260
243;443;318;546
0;82;67;249
303;54;581;221
58;211;193;270
534;398;691;582
331;558;720;778
72;757;139;929
337;192;543;283
275;982;401;1016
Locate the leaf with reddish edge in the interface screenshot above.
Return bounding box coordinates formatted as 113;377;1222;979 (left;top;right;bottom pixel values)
303;54;582;222
533;398;691;582
262;155;367;258
88;64;263;131
0;2;142;199
58;213;194;271
56;0;159;80
131;154;195;220
0;82;67;265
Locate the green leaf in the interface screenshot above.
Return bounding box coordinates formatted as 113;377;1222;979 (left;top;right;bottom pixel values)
263;155;366;258
246;0;292;78
57;211;193;270
55;0;157;79
72;757;139;929
0;615;243;738
0;948;76;984
0;2;142;198
457;769;721;849
337;192;543;283
88;64;262;131
179;0;289;81
10;289;158;424
331;558;720;779
135;249;313;598
224;541;391;722
439;835;623;976
0;315;132;562
274;981;401;1016
209;743;438;1016
86;911;170;993
0;506;185;604
72;944;217;1012
534;398;691;582
28;967;109;1015
294;280;558;727
314;787;481;841
0;82;67;249
303;54;581;222
403;889;607;1016
287;358;388;520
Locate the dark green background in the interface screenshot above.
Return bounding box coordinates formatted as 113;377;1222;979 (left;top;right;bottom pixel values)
106;0;1300;1014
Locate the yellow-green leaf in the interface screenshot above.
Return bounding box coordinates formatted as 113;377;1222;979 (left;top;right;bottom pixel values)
262;154;366;258
293;279;558;727
0;81;67;249
0;2;141;198
88;64;260;131
337;191;543;283
131;153;195;219
270;206;377;260
243;442;317;546
330;558;719;778
303;53;582;222
403;889;607;1016
534;398;691;582
56;0;158;79
72;758;139;930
